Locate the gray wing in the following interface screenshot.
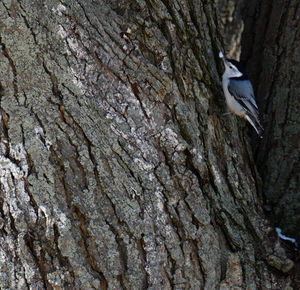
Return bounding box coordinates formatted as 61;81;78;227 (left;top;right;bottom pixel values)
228;78;259;117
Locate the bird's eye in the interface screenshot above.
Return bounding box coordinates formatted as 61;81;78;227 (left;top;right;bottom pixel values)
229;65;233;69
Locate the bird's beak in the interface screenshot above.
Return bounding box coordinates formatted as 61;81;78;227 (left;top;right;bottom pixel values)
219;51;227;65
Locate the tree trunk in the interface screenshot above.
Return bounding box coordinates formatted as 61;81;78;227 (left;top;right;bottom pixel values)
217;0;299;244
0;0;295;289
215;0;246;60
240;0;300;244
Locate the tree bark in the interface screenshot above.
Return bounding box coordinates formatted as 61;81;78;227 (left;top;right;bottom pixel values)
215;0;246;60
0;0;295;289
239;0;300;243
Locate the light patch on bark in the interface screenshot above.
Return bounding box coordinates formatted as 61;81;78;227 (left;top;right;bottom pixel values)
57;24;68;39
53;9;89;95
51;3;67;16
68;67;85;94
66;36;86;59
155;190;165;213
0;154;25;181
160;127;187;153
0;144;27;182
110;123;129;139
0;143;37;232
160;56;171;72
143;201;168;288
160;128;179;147
134;158;154;171
35;126;52;150
211;164;222;184
10;143;28;177
191;148;203;163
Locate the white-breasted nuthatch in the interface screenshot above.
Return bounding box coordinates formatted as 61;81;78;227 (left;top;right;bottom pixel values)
219;51;263;137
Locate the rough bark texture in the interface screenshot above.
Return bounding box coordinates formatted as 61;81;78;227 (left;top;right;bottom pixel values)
216;0;245;59
0;0;295;289
217;0;300;286
239;0;300;242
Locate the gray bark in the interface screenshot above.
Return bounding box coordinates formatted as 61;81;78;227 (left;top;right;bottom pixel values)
217;0;300;286
216;0;245;59
241;0;300;243
217;0;299;243
0;0;295;289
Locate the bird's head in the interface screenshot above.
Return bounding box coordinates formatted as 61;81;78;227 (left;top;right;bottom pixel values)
219;51;244;78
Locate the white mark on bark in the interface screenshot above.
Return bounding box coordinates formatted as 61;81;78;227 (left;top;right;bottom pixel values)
35;126;52;150
52;4;67;16
66;37;86;59
38;206;60;241
57;24;68;39
68;67;85;94
191;148;203;162
211;164;221;184
110;123;129;140
0;143;37;232
129;187;140;199
160;128;179;148
134;158;154;171
155;190;165;212
143;204;165;287
8;143;28;178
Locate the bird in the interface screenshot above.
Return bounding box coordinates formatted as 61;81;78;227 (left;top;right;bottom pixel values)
219;51;263;138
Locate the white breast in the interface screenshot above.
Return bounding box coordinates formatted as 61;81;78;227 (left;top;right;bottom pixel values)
222;76;245;116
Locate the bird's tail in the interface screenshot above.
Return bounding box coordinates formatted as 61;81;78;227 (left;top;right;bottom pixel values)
245;114;264;138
